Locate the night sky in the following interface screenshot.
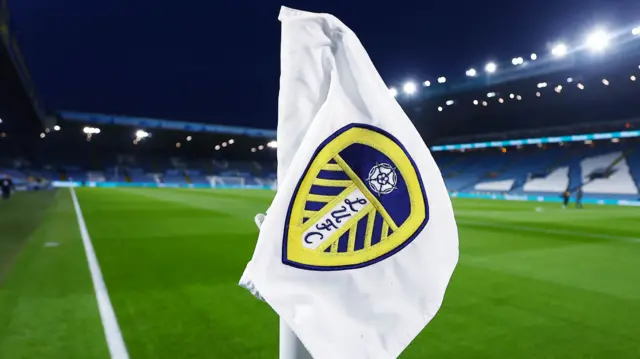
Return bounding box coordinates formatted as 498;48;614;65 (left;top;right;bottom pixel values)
9;0;640;130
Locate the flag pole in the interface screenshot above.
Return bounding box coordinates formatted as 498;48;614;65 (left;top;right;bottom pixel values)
279;318;312;359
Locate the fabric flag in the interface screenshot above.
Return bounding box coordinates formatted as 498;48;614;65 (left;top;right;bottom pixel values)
239;6;459;359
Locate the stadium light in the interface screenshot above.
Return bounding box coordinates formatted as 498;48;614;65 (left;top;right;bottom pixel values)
631;75;637;81
577;83;585;90
437;76;447;84
602;78;609;86
586;29;609;52
45;128;50;133
509;93;515;99
176;142;181;148
511;57;524;65
484;62;497;73
267;140;277;148
487;92;496;98
446;100;454;106
222;142;228;147
229;139;235;144
186;136;192;141
0;118;3;124
258;145;264;150
632;26;640;36
437;106;443;112
498;98;504;103
555;85;563;93
551;43;568;57
465;68;476;77
83;126;100;134
537;82;548;88
389;87;398;97
482;101;488;106
536;92;541;97
135;130;150;139
40;133;45;138
516;95;522;100
567;77;573;83
423;80;431;87
530;53;537;60
251;148;257;152
473;100;479;105
403;81;417;94
54;125;60;131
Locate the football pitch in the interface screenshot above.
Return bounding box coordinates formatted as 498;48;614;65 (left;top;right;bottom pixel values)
1;187;639;359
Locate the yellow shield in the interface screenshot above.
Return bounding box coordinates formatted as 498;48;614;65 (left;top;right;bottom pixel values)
282;124;428;271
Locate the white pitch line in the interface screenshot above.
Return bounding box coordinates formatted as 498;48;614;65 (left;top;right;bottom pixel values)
70;188;130;359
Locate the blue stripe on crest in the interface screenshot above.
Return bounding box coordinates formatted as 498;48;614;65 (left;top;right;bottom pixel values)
337;232;349;253
327;158;337;164
305;201;326;212
370;213;385;246
309;185;344;197
353;216;369;251
316;170;350;181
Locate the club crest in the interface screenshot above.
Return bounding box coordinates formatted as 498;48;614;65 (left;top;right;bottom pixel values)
282;124;429;271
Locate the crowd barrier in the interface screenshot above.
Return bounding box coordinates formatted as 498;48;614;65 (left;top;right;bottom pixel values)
450;192;640;206
49;181;640;206
51;180;274;190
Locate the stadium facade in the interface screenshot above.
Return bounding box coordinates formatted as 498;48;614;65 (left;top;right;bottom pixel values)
0;11;639;204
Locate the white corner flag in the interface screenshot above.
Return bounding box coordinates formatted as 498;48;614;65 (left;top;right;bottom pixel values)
239;6;459;359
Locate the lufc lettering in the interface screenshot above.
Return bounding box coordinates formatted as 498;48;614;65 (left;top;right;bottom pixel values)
302;189;369;250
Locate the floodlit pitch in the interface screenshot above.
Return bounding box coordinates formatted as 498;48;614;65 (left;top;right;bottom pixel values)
0;188;639;358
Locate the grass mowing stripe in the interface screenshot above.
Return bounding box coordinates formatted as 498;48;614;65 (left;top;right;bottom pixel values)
457;219;640;243
70;188;130;359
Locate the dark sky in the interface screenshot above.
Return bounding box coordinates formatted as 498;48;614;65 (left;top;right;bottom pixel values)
9;0;640;130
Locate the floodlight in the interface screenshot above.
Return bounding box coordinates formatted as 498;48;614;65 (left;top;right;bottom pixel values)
403;82;417;94
423;80;431;87
485;62;497;73
135;130;150;138
437;106;443;112
54;125;60;131
389;87;398;97
446;100;454;106
465;68;476;77
551;43;567;57
437;76;447;84
267;140;277;148
473;100;479;105
530;53;537;60
586;29;609;52
632;27;640;36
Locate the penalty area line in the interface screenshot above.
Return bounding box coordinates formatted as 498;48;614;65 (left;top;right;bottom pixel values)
70;188;130;359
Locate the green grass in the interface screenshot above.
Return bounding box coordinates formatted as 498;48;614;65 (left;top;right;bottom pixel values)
1;187;640;358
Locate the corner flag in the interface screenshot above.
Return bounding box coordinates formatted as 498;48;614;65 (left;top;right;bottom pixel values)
240;6;459;359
